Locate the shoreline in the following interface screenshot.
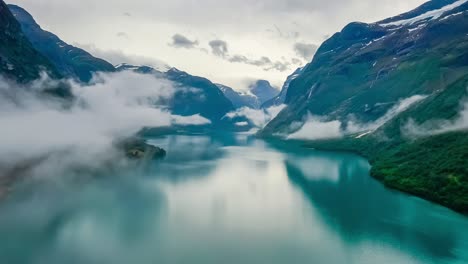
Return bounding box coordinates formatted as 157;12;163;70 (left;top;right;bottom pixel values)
291;133;468;216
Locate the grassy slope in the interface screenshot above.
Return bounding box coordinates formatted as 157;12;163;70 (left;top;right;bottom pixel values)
304;76;468;214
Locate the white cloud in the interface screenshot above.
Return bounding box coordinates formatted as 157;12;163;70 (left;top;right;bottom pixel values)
0;71;208;169
286;95;427;140
224;104;286;129
8;0;426;91
171;114;211;126
74;44;169;70
288;115;343;140
346;95;427;133
402;94;468;137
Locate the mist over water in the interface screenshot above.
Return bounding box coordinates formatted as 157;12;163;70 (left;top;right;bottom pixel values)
0;134;468;264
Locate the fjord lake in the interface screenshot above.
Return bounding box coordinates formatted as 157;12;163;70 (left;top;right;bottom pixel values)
1;134;467;264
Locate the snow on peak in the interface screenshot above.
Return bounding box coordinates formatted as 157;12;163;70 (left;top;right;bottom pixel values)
380;0;467;27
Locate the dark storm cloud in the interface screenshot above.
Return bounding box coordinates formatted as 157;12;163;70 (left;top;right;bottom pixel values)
169;34;199;49
294;42;318;61
209;39;229;57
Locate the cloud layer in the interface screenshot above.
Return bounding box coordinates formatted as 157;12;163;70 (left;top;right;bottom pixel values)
224;104;286;129
288;95;427;140
0;71;209;169
9;0;426;90
402;93;468;137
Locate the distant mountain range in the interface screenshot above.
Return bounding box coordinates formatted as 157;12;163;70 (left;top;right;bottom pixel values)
216;80;279;109
4;3;279;128
262;66;306;108
115;64;236;127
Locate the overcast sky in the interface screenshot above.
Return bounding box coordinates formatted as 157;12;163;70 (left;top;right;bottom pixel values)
9;0;426;90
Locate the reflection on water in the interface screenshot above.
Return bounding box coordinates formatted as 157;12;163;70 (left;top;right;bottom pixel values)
0;134;467;264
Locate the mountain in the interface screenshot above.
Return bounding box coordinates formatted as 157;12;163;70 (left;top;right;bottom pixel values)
116;64;235;126
216;84;258;109
262;66;306;108
0;1;60;82
249;80;279;107
263;0;468;135
260;0;468;213
8;4;115;82
217;80;279;109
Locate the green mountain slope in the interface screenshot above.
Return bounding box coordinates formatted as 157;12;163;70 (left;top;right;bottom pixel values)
0;0;60;82
261;0;468;135
302;75;468;214
8;4;115;82
260;0;468;213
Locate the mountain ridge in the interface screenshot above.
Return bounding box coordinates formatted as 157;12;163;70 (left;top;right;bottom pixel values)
8;4;116;83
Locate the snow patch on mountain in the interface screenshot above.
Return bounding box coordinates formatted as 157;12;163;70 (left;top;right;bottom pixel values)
380;0;467;27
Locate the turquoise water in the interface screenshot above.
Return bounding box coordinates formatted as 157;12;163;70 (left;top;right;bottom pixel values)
1;134;467;264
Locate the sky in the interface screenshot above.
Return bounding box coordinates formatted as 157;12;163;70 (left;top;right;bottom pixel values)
8;0;426;90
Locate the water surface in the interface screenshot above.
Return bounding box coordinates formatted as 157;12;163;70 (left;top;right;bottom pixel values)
1;134;467;264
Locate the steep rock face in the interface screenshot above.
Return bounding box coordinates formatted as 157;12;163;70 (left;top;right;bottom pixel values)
116;64;235;125
262;0;468;135
0;1;60;82
9;4;115;82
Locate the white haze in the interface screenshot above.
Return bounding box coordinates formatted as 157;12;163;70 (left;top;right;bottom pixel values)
346;95;428;133
288;115;343;140
224;104;286;129
0;71;210;171
288;95;427;140
402;93;468;137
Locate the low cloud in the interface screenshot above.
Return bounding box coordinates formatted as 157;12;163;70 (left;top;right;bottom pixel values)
224;104;286;129
288;115;343;140
294;42;318;61
169;34;199;49
209;39;229;57
0;71;209;171
402;93;468;137
287;95;427;140
347;95;427;133
171;114;211;126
